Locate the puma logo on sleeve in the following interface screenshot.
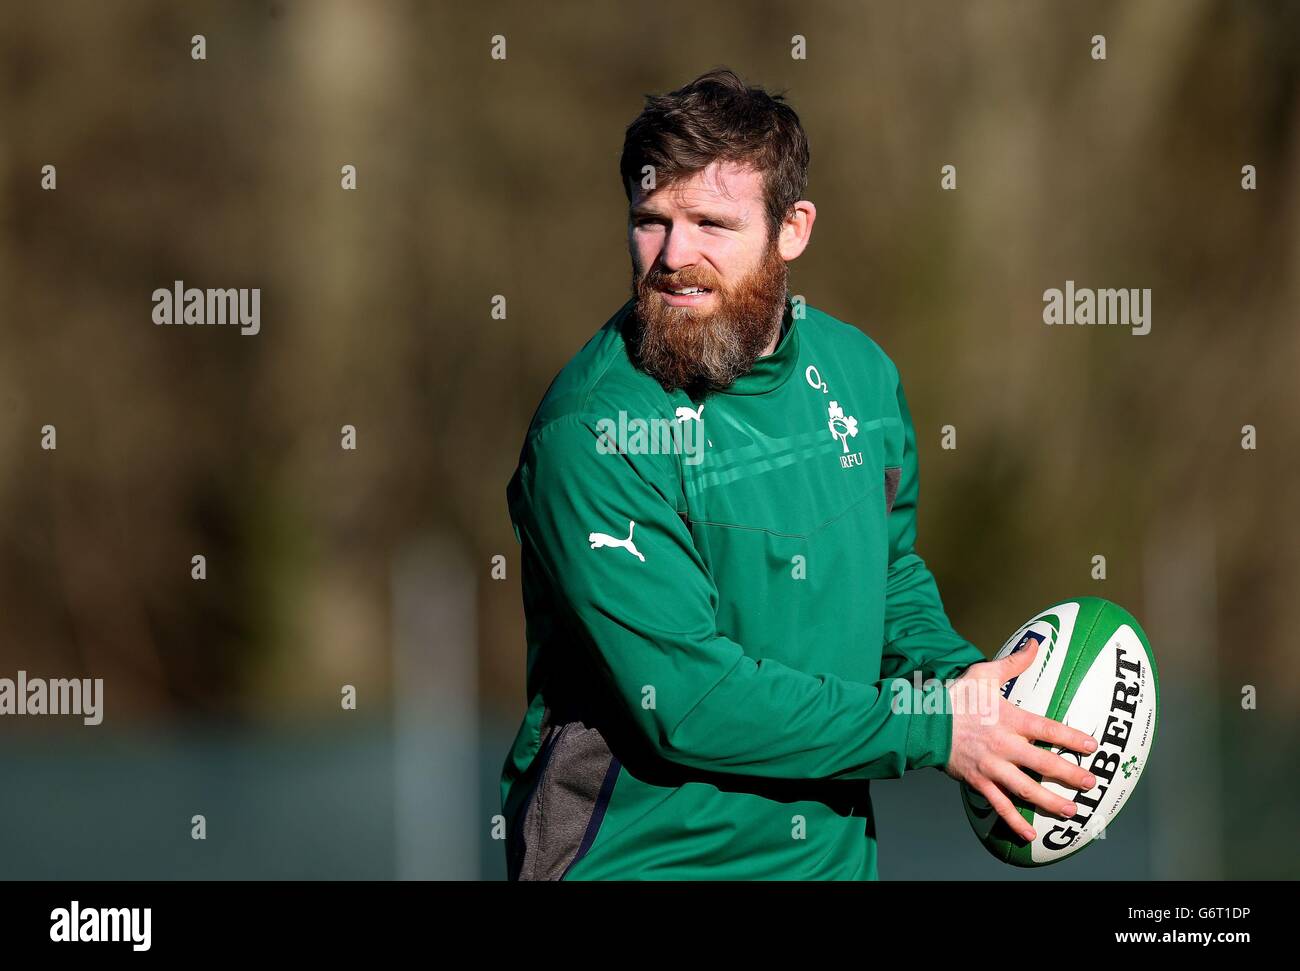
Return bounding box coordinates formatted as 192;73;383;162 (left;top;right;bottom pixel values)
587;520;645;562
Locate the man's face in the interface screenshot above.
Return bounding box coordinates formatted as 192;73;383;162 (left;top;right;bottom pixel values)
628;160;790;393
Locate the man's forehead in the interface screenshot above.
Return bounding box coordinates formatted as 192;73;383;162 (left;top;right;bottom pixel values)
631;160;763;212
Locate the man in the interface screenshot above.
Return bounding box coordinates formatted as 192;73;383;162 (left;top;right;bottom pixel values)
501;68;1098;880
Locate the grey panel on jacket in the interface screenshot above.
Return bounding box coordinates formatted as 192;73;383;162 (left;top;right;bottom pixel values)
514;714;617;881
884;466;902;515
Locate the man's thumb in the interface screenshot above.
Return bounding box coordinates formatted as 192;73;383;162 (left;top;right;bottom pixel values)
997;638;1039;679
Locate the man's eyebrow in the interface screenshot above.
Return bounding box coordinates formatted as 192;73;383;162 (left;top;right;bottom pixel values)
629;205;744;224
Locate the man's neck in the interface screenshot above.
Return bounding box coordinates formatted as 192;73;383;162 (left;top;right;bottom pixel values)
758;307;786;358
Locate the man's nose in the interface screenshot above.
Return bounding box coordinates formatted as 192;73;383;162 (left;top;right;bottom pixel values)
658;223;702;273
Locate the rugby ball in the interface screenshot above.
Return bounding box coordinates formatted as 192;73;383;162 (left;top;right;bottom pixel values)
961;597;1160;866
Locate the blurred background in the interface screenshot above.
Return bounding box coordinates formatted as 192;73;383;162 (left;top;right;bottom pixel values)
0;0;1296;879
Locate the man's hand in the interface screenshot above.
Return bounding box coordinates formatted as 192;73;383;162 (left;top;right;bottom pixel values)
944;641;1099;842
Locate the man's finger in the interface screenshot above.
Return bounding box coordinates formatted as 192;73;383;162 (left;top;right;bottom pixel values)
973;778;1036;843
1019;711;1100;755
990;762;1078;820
1010;738;1097;793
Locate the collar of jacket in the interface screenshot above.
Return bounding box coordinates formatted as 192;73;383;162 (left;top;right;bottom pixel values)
717;292;799;396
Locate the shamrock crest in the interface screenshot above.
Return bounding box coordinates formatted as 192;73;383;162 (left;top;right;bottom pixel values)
827;400;859;453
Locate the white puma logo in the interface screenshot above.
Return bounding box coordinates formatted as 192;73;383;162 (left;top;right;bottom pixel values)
674;403;705;423
588;520;645;562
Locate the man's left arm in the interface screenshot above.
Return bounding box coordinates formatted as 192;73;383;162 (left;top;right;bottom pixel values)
879;370;986;685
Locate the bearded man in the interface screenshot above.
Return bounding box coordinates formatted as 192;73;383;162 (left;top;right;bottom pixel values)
500;68;1098;880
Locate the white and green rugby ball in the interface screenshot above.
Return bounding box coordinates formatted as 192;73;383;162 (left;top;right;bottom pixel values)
961;597;1160;867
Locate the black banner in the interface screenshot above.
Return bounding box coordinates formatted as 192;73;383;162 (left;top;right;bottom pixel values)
0;880;1283;956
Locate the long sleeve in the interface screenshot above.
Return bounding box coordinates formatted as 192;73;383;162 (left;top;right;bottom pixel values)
509;412;954;781
878;375;986;686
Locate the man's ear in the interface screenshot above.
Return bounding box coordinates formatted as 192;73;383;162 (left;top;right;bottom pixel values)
777;200;816;261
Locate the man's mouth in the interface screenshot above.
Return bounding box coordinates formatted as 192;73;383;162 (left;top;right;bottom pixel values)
658;285;714;306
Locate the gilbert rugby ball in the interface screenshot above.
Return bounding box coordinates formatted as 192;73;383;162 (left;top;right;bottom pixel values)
961;597;1160;866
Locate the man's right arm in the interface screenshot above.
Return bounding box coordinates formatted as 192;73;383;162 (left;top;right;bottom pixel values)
509;412;953;782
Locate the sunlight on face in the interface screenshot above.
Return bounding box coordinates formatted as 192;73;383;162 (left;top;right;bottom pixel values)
628;160;771;307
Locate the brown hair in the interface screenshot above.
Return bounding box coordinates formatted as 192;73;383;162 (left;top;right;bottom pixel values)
619;68;810;241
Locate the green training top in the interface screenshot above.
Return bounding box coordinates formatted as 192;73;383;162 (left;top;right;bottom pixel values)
500;294;984;880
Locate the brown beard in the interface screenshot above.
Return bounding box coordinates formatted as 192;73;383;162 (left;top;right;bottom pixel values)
630;238;789;393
